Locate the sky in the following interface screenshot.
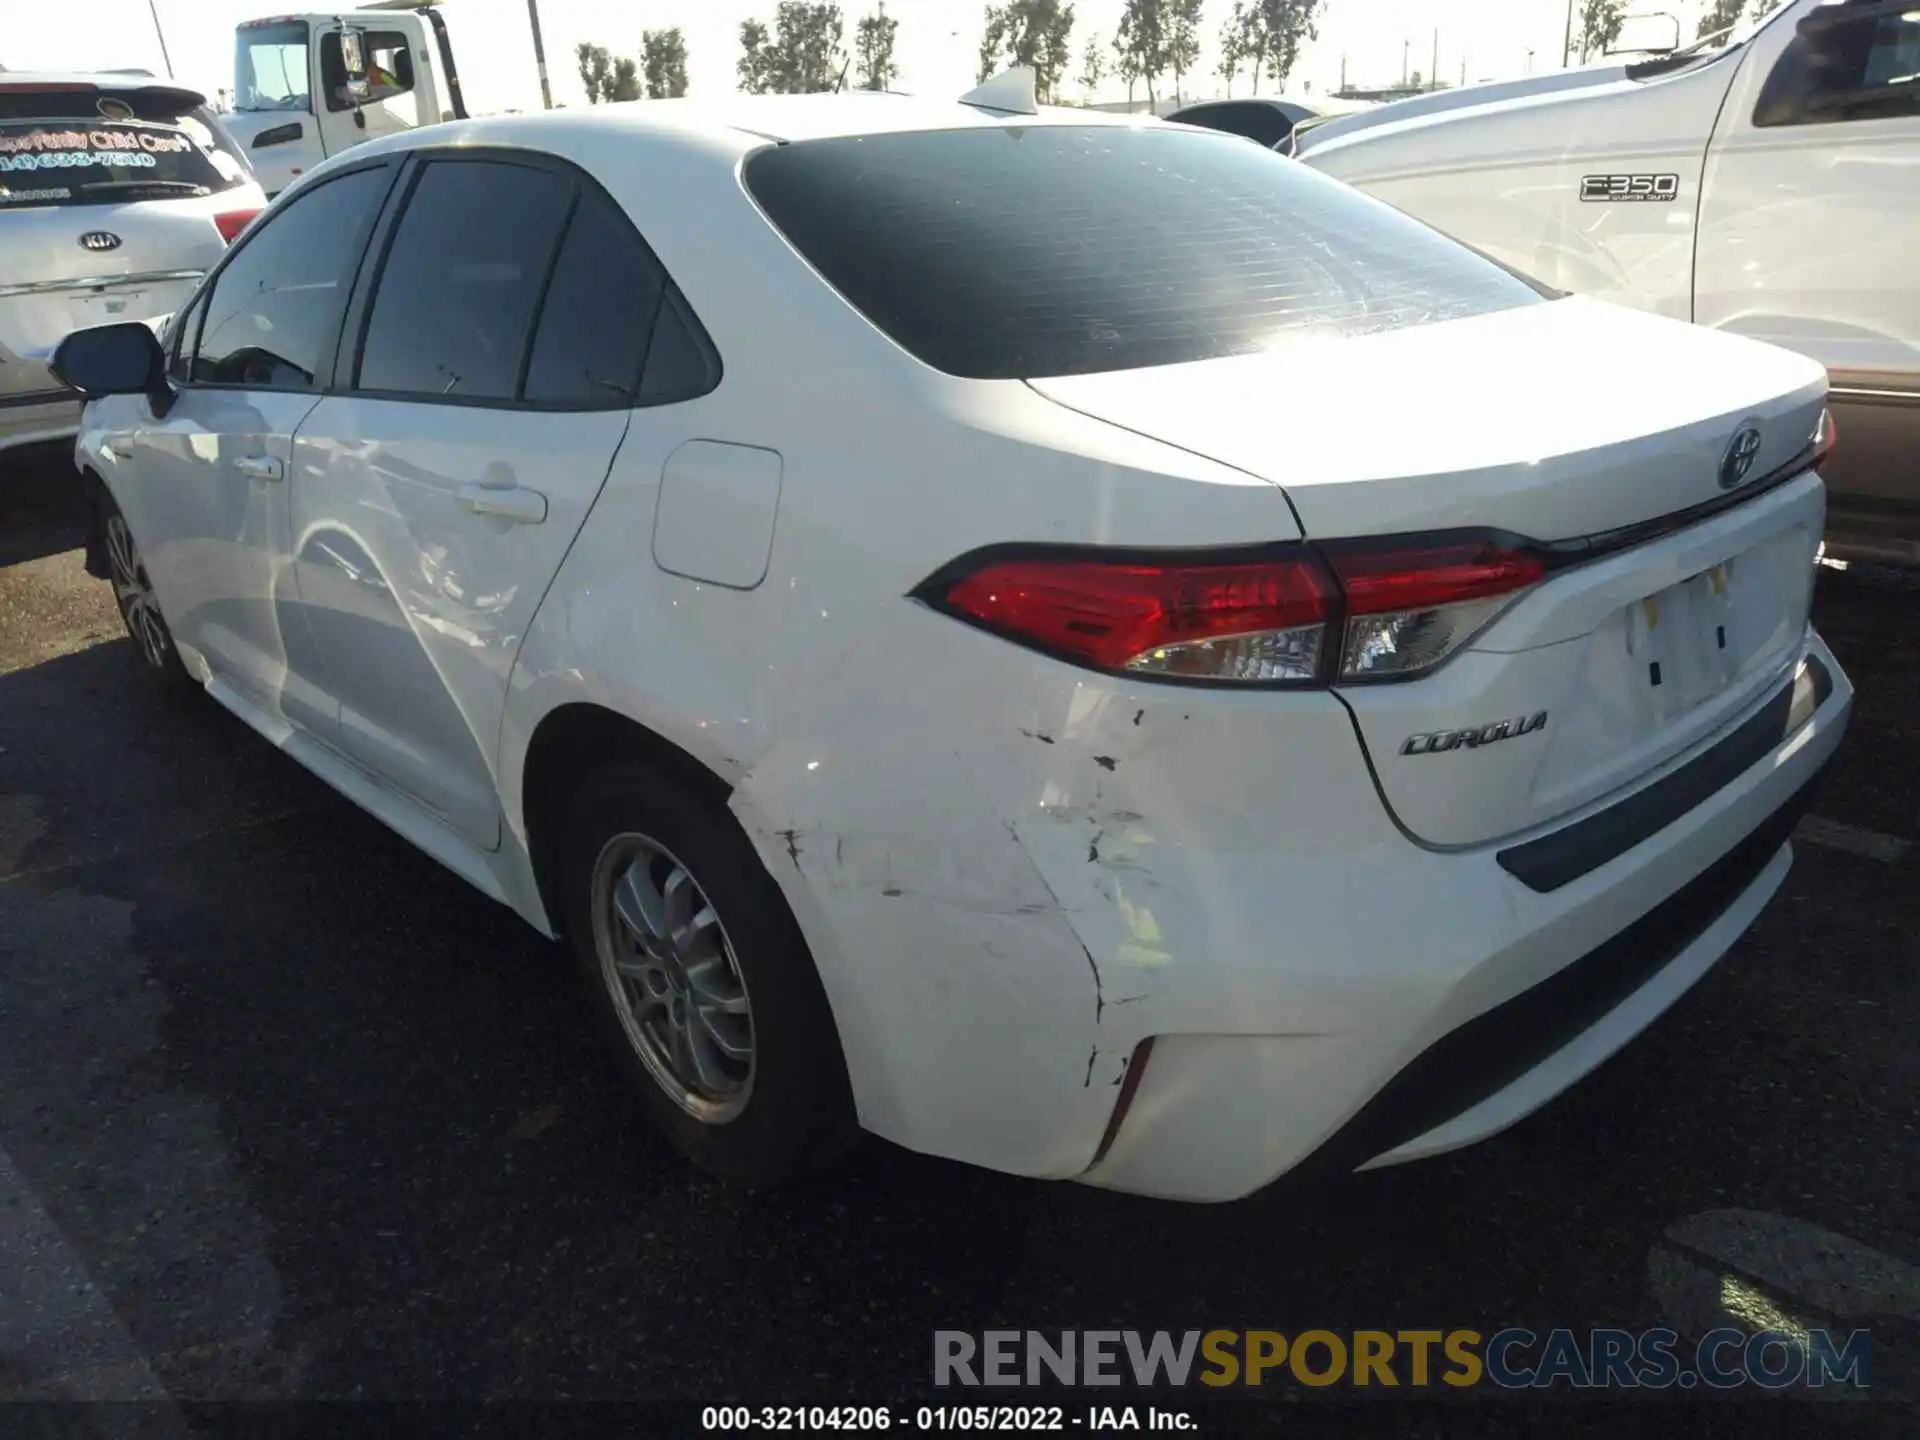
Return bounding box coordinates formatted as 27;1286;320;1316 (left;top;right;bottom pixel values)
7;0;1724;116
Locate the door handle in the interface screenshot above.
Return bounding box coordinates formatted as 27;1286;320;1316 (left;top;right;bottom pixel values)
234;455;284;482
457;482;547;525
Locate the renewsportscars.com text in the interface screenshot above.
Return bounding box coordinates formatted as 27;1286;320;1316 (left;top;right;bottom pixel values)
933;1328;1872;1392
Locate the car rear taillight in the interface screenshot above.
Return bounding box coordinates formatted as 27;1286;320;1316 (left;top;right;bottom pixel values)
919;535;1549;687
214;208;263;244
1327;538;1547;682
932;550;1339;684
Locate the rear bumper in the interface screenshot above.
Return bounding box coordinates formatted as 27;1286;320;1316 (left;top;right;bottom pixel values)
0;392;81;455
1078;630;1850;1202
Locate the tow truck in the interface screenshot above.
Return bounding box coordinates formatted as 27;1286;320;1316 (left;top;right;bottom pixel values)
222;1;547;199
1293;0;1920;564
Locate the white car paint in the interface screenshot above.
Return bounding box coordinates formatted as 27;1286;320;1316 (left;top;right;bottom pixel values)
75;94;1851;1201
1296;0;1919;379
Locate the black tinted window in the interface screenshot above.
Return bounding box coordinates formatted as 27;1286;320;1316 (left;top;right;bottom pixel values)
1172;103;1296;147
1756;1;1920;126
744;126;1542;380
167;289;207;381
358;159;571;401
523;194;662;405
638;289;720;403
194;165;388;388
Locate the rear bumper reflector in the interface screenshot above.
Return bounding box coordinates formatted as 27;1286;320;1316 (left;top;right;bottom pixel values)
1497;655;1832;894
1277;767;1825;1190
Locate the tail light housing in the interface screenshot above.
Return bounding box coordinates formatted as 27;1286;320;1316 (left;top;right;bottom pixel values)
917;534;1550;687
214;207;264;244
1812;406;1837;467
1324;538;1548;681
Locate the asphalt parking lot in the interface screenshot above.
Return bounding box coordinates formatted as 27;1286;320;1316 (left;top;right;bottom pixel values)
1;444;1915;1433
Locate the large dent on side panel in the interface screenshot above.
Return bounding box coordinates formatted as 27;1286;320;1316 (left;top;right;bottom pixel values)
724;702;1165;1172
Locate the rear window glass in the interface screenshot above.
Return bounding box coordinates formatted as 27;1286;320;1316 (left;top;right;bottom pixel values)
743;125;1544;380
0;120;236;209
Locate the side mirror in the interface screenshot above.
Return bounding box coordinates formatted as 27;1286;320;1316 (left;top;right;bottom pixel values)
340;28;371;104
51;322;174;417
1605;13;1683;56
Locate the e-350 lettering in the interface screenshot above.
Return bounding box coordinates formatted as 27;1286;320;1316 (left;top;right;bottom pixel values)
1401;712;1549;756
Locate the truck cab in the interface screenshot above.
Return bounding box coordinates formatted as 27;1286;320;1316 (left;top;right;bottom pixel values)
1296;0;1920;565
223;4;465;198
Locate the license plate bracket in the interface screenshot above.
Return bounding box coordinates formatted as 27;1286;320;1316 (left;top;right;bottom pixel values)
1625;559;1742;720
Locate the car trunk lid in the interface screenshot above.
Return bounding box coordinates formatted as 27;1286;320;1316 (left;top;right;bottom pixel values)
1028;298;1830;847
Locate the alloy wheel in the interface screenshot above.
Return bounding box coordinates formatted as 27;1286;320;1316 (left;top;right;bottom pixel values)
590;832;756;1123
105;512;172;670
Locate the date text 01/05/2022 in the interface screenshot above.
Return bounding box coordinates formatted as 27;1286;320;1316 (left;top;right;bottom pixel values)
700;1406;1195;1431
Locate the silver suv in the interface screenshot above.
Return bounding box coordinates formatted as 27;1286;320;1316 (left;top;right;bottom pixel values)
2;73;269;457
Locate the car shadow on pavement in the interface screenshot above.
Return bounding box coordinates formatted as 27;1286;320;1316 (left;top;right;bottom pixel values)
0;444;90;569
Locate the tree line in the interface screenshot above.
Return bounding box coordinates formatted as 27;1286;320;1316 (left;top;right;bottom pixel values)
576;28;690;102
730;0;1322;107
585;0;1732;112
738;3;901;93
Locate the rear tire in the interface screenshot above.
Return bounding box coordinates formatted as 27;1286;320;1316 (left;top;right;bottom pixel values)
559;760;860;1184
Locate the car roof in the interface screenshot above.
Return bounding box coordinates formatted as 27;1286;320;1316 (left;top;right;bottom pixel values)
350;89;1158;164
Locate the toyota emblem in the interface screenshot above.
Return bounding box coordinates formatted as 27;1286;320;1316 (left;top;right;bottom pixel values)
1718;424;1764;489
77;230;123;253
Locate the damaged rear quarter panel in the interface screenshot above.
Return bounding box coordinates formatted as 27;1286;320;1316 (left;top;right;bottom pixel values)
725;601;1436;1183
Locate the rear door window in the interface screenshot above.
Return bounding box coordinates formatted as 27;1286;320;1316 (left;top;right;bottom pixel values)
521;191;664;406
0;120;231;209
743;125;1544;380
354;158;573;402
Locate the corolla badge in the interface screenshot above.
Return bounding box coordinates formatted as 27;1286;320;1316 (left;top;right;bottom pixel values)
1401;711;1548;756
77;230;123;252
1719;424;1764;490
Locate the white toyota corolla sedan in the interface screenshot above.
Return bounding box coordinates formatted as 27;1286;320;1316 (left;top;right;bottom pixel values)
53;79;1851;1202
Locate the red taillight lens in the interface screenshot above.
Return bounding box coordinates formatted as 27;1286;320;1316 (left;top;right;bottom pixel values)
922;535;1549;686
1329;538;1546;681
214;208;263;244
934;551;1339;684
1330;540;1548;615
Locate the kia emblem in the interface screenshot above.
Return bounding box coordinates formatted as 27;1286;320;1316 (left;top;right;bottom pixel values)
78;230;123;253
1718;424;1763;490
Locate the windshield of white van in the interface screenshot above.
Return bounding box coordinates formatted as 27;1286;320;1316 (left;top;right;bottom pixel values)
236;21;312;112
